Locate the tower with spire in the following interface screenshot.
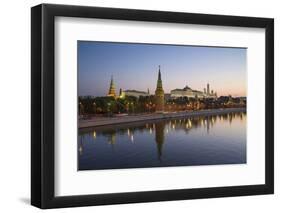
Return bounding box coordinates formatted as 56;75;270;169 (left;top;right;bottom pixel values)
155;65;165;112
207;82;210;95
107;75;116;98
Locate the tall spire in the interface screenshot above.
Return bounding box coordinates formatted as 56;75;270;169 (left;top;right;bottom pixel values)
107;75;116;97
158;65;161;80
157;65;163;89
155;65;165;112
110;75;114;87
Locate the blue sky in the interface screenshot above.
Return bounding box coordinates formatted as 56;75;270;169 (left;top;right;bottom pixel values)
78;41;247;97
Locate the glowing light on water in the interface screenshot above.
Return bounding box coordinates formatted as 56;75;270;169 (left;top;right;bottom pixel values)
188;120;192;127
79;146;83;155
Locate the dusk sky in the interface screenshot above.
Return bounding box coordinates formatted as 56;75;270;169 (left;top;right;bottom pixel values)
78;41;247;97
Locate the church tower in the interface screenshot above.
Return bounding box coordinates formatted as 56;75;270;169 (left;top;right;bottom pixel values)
207;83;210;95
155;65;165;112
107;75;116;98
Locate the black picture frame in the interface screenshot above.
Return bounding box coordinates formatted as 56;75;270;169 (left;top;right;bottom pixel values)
31;3;274;209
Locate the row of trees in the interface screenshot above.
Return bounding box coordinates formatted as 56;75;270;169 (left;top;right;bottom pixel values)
79;95;155;116
78;95;246;116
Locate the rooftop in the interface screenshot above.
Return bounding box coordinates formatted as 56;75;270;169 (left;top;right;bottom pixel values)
171;85;193;92
124;90;148;94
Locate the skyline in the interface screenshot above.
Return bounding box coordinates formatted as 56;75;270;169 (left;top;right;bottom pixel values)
78;41;247;97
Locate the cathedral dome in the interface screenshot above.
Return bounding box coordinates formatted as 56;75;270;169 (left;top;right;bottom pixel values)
183;85;191;90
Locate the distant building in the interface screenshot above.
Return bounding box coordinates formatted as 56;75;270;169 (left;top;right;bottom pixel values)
164;93;171;100
155;65;165;112
121;89;150;98
171;83;217;99
171;85;205;99
203;82;217;98
107;75;116;98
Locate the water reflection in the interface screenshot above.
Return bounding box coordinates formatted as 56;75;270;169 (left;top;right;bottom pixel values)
155;122;165;161
78;112;246;170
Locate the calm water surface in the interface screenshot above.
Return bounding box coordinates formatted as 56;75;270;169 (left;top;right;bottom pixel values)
78;112;246;170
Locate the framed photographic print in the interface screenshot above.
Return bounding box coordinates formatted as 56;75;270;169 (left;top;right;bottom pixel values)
31;4;274;209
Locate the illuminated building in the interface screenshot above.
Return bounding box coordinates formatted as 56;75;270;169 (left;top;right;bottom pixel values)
171;83;217;99
107;75;116;98
120;89;150;98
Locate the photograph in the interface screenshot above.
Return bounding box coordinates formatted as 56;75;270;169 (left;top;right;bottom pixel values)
78;41;247;171
30;3;274;209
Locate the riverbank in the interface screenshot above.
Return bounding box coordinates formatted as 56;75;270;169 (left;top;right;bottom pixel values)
79;108;246;129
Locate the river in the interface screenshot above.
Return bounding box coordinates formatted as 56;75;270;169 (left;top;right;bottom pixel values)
78;112;246;170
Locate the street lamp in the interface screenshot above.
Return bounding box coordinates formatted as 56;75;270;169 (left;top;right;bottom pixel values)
107;102;111;115
79;102;83;116
131;102;134;114
93;102;96;115
126;103;129;113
